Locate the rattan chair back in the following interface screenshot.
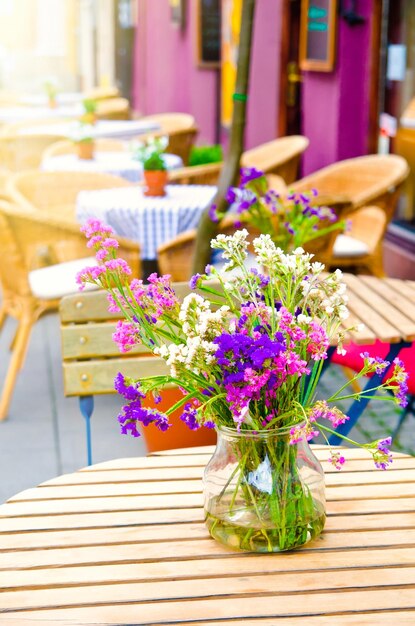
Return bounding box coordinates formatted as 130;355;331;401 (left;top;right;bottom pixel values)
84;86;120;101
95;98;131;121
138;113;198;165
292;154;409;276
241;136;309;183
0;198;141;420
0;134;64;170
291;154;409;216
168;162;222;185
7;170;132;219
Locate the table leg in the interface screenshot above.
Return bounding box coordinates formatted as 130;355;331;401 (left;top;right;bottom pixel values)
328;342;411;445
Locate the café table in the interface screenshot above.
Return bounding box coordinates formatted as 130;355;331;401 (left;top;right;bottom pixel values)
0;445;415;624
42;151;183;183
326;274;415;443
16;119;160;140
76;183;217;261
0;103;83;124
19;92;84;107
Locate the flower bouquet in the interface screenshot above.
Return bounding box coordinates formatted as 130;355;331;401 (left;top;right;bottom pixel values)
77;222;408;553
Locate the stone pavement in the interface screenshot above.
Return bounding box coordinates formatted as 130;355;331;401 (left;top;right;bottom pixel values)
0;312;146;504
0;311;413;504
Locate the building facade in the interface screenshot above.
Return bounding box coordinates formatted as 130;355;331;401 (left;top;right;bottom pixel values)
133;0;414;277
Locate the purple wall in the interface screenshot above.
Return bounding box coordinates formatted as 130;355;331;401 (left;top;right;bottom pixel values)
133;0;375;172
302;0;374;173
133;1;218;144
245;0;283;149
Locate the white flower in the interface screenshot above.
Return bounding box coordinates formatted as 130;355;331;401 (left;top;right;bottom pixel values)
311;262;324;274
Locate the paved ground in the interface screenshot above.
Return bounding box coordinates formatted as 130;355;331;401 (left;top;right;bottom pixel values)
0;311;413;504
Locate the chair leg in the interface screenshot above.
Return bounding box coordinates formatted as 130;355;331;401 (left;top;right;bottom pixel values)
365;251;386;278
0;305;7;333
0;319;33;420
79;395;94;466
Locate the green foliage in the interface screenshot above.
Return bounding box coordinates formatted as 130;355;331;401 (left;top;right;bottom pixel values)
83;98;98;114
132;136;168;170
189;145;223;167
44;80;57;99
143;152;166;171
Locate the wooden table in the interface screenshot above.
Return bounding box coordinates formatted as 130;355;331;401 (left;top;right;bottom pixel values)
1;446;415;625
327;274;415;443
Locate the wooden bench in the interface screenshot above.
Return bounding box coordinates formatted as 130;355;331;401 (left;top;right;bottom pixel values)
59;285;216;464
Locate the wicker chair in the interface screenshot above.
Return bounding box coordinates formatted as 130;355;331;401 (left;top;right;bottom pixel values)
395;126;415;220
137;113;199;165
291;154;409;276
168;162;222;186
0;167;10;192
241;135;309;183
6;170;133;221
0;134;64;170
95;97;131;121
84;86;120;101
166;136;309;186
42;138;127;160
0;198;141;420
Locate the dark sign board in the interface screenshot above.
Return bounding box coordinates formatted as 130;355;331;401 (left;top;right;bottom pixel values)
196;0;221;68
299;0;337;71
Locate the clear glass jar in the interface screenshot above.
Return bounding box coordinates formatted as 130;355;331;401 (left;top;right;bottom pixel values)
203;425;326;552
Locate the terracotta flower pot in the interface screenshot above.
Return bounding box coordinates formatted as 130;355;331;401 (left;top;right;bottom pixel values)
144;170;168;197
77;141;95;160
48;96;57;109
141;388;217;452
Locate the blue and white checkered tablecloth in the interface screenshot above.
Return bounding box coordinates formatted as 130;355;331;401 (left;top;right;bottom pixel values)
76;184;217;260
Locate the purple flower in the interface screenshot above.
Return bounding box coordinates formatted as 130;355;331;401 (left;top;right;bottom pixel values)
208;203;219;223
180;403;200;430
373;437;393;469
118;399;171;437
250;268;270;288
225;188;238;204
189;273;203;290
114;373;144;401
240;167;264;186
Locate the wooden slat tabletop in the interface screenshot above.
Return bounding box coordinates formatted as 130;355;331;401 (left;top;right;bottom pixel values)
340;275;415;345
0;446;415;625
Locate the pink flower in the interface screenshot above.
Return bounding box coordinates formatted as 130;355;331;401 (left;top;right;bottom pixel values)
328;451;346;470
112;320;141;353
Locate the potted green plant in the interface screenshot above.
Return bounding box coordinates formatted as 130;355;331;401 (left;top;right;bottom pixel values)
44;80;58;109
189;144;223;166
70;124;95;160
133;136;169;196
81;98;98;125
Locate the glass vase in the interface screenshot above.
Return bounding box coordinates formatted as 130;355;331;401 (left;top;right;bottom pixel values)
203;425;326;552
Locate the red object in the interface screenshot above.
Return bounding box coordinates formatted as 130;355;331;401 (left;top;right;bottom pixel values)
141;388;217;452
143;170;168;197
331;340;414;393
